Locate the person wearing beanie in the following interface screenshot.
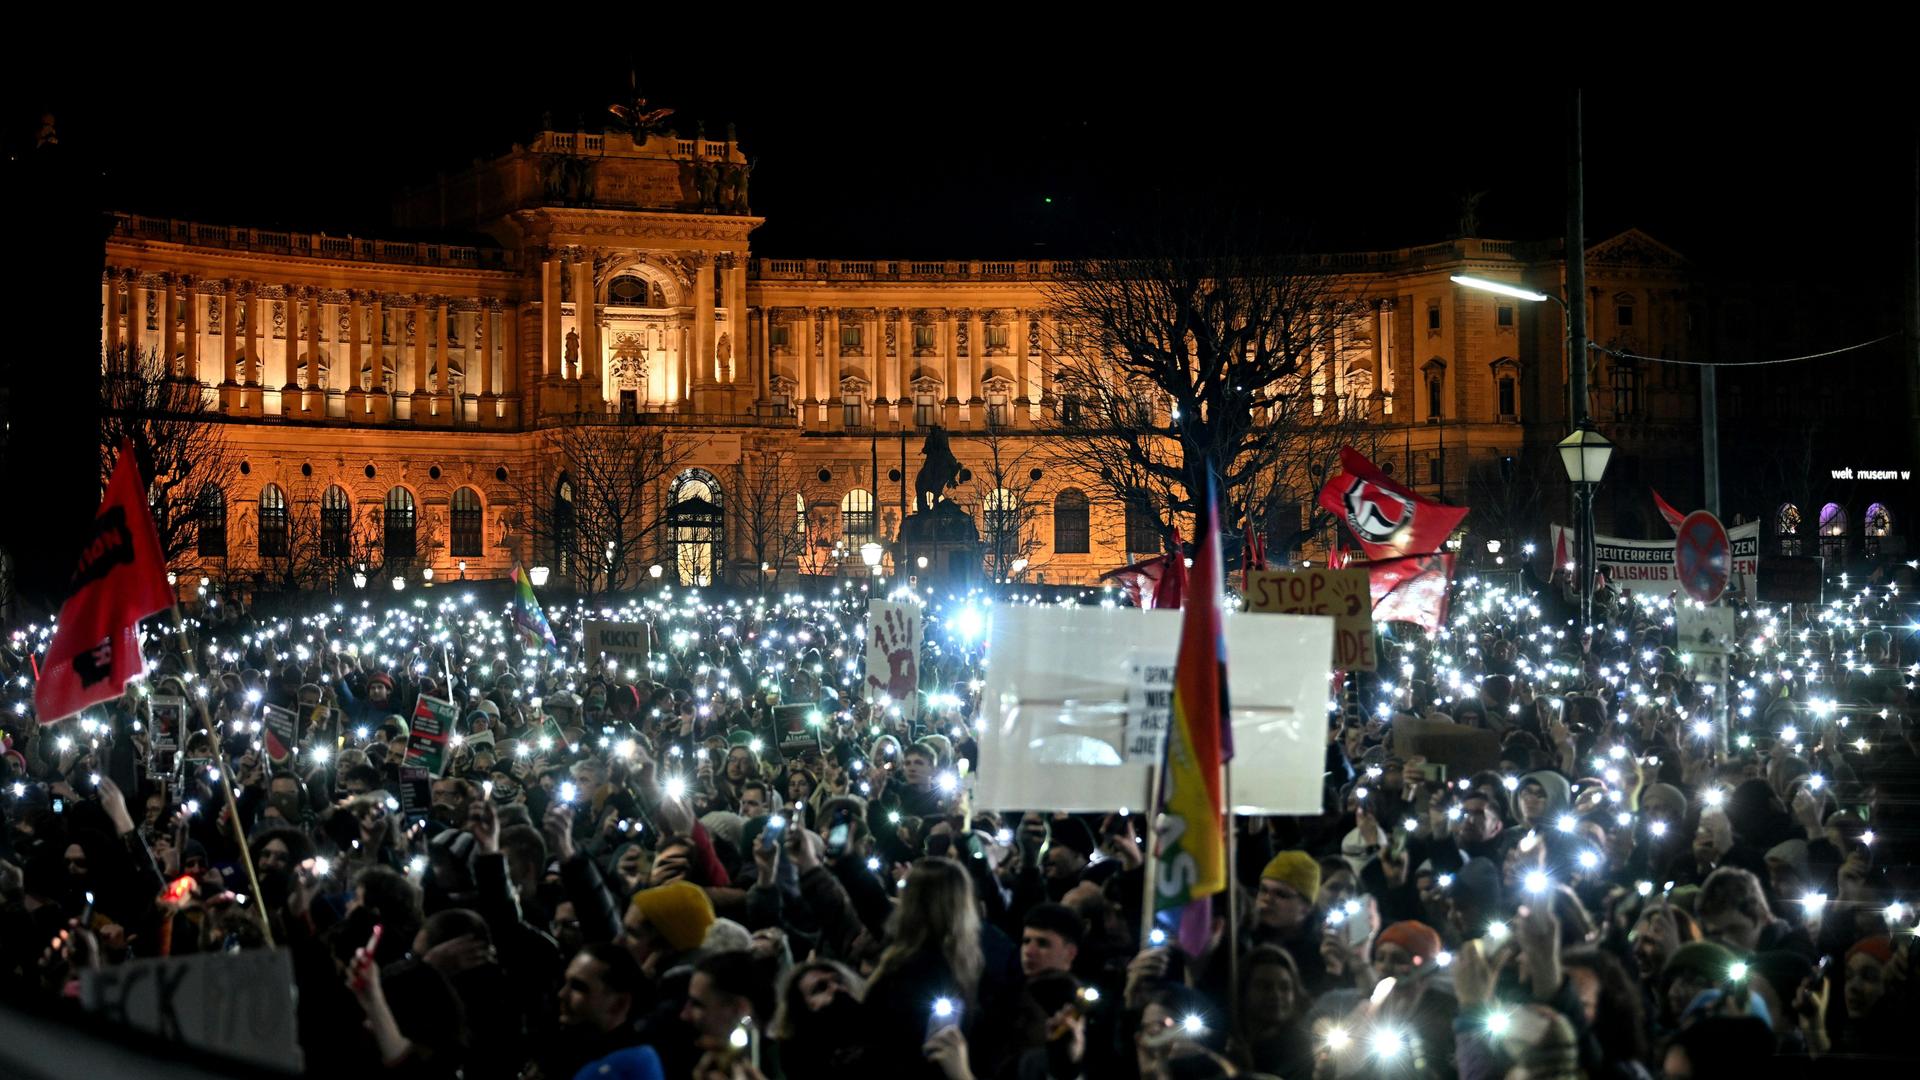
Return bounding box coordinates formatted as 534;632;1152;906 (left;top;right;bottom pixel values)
1256;851;1331;993
1516;770;1572;829
1373;920;1443;979
1041;817;1097;900
624;880;715;975
1661;941;1738;1027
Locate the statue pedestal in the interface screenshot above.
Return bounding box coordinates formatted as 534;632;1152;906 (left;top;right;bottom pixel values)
895;501;983;590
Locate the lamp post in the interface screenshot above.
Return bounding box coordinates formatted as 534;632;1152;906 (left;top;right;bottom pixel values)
860;540;883;582
391;574;406;592
1557;425;1615;628
529;565;550;587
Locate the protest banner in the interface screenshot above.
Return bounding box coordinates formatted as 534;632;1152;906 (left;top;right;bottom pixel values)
405;693;458;776
80;948;302;1070
975;606;1331;814
584;620;650;676
1245;567;1377;670
397;765;433;820
865;600;923;720
1122;655;1176;762
1549;520;1759;592
148;694;185;766
260;705;298;765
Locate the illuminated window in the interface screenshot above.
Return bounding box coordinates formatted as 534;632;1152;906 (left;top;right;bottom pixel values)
793;492;808;537
607;275;650;306
1775;502;1801;556
258;484;288;558
914;392;936;428
843;395;863;428
320;485;351;558
196;487;226;558
670;472;724;586
451;487;482;558
553;477;575;577
384;487;416;560
1053;488;1089;553
841;489;875;540
984;488;1020;550
1818;502;1845;563
1864;503;1891;556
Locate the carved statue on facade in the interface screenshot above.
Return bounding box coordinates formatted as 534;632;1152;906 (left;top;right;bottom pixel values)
541;154;595;205
565;328;581;374
914;426;963;511
606;74;675;138
1458;191;1487;239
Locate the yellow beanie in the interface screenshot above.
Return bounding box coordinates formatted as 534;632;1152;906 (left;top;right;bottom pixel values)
629;880;715;952
1261;851;1320;905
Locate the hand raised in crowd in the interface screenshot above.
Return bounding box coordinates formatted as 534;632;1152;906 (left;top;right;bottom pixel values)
543;802;576;862
467;795;500;855
96;776;136;836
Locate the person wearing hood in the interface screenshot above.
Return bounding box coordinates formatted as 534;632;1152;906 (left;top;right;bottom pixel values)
1516;770;1573;830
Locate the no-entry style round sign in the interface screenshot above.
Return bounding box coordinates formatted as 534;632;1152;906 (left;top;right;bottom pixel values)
1675;510;1731;604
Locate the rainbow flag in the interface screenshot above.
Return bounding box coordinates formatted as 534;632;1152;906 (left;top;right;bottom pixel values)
1152;475;1232;956
511;560;559;653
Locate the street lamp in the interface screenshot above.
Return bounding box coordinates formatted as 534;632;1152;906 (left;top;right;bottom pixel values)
529;565;550;587
352;570;367;590
860;541;884;576
391;575;406;591
422;566;434;585
1556;425;1615;627
166;570;178;587
457;560;466;580
1448;274;1556;304
649;564;664;580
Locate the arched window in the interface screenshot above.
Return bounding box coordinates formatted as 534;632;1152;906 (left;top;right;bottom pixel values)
1125;491;1160;555
384;487;416;561
1774;502;1801;556
841;488;875;540
670;471;725;587
1864;502;1892;557
258;484;288;557
451;487;483;558
607;275;651;307
554;476;575;577
1053;488;1090;554
321;485;351;558
1818;501;1846;563
984;488;1020;549
196;486;227;558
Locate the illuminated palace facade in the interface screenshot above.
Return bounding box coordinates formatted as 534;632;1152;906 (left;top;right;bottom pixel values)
100;122;1705;591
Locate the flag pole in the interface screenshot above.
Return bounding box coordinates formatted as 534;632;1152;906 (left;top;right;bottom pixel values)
165;603;274;947
1223;765;1239;1036
1138;759;1161;949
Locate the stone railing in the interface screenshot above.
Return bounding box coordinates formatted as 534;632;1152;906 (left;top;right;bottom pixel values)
749;239;1539;282
109;214;513;270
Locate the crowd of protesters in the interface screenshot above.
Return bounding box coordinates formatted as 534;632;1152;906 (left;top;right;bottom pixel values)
1;555;1916;1078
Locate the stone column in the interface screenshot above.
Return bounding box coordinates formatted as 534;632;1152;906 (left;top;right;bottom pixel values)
1039;310;1056;404
943;310;960;403
865;309;880;402
754;307;770;401
436;299;450;394
306;290;321;391
413;298;429;394
244;286;262;386
574;254;599;393
966;308;984;402
692;253;715;390
896;310;911;409
220;283;238;384
541;255;561;379
370;295;385;390
1014;308;1030;404
796;307;813;403
826;307;841;400
127;274;146;363
102;271;119;363
476;302;493;398
729;258;748;386
349;292;364;383
505;303;522;397
279;289;299;390
183;276;200;382
162;275;178;371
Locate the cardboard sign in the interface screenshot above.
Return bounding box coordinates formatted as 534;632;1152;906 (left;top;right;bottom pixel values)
148;695;185;767
866;600;924;720
1245;568;1377;671
975;606;1332;814
1678;605;1737;712
1756;555;1824;604
585;620;651;676
397;765;433;820
81;947;302;1070
1391;718;1504;778
1123;654;1176;761
405;694;458;776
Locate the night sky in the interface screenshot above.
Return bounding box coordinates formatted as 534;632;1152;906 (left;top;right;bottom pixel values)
8;42;1912;278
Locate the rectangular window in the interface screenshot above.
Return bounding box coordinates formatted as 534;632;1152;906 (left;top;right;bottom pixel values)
913;325;936;350
1056;324;1078;353
840;325;862;350
1611;364;1640;419
1497;305;1514;327
1428;455;1443;487
1498;377;1517;418
986;326;1009;350
1427;378;1443;420
843;399;863;427
914;395;935;427
1060;396;1084;425
987;397;1009;428
1427;306;1441;331
1125;493;1160;555
1616;304;1635;327
770;325;790;348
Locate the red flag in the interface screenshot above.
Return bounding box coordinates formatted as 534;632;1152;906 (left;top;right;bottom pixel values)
1241;515;1266;590
1151;526;1187;610
1651;488;1685;534
35;442;176;723
1317;447;1468;561
1101;556;1167;609
1365;553;1456;631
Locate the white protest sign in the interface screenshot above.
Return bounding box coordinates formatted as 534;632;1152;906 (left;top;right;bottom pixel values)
81;947;302;1070
1678;604;1737;718
975;606;1332;814
585;620;651;676
1550;520;1760;592
865;600;923;721
1123;653;1176;762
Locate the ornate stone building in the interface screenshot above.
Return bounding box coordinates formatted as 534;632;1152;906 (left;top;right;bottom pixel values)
100;121;1706;591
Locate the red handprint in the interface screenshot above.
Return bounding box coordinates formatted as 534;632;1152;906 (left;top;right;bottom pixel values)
867;606;918;702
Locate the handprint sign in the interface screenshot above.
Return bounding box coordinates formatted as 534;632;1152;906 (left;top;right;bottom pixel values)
866;602;921;713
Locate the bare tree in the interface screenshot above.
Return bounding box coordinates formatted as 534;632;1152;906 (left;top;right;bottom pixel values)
962;422;1048;582
1465;451;1551;556
728;444;821;593
1039;208;1368;561
1239;379;1391;564
514;420;697;595
99;345;237;566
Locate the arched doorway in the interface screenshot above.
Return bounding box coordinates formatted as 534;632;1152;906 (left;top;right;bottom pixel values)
670;470;725;586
